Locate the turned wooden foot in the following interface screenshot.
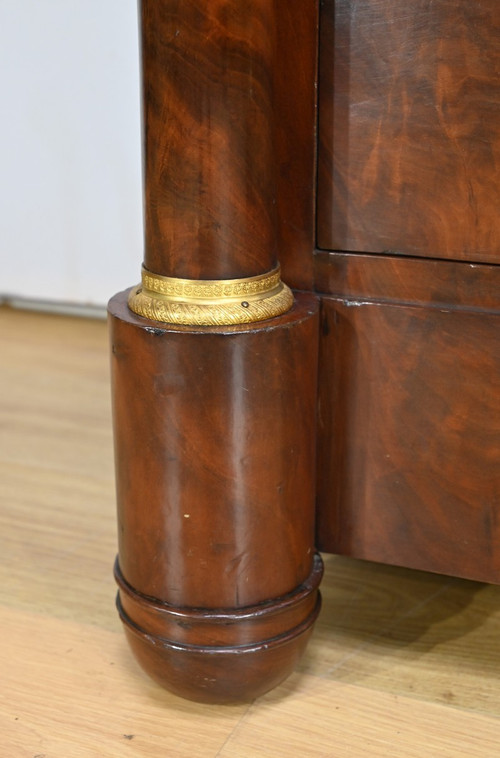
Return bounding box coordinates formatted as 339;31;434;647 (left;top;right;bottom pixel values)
114;556;322;704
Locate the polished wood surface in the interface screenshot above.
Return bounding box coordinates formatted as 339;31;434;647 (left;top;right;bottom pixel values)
111;292;319;607
113;0;500;702
317;0;500;262
315;254;500;581
142;0;278;280
109;287;321;701
142;0;317;285
314;0;500;582
315;251;500;313
111;0;323;701
273;0;317;290
3;307;500;755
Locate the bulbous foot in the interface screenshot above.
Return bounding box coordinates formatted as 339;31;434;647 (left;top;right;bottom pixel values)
115;554;323;704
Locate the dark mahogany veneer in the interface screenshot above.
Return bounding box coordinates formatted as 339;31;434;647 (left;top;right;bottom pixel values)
109;0;500;702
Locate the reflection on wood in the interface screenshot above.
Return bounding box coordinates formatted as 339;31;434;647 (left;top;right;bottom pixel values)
316;296;500;581
317;0;500;263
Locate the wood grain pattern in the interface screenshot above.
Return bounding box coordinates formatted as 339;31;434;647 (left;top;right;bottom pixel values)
112;0;322;701
217;674;500;758
142;0;318;286
315;250;500;313
317;0;500;262
142;0;278;279
273;0;318;289
316;295;500;581
110;292;319;607
3;307;500;755
109;291;320;701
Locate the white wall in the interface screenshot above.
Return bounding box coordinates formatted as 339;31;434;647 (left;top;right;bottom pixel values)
1;0;143;308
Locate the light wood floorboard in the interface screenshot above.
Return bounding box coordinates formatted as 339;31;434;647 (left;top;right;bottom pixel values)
1;306;500;756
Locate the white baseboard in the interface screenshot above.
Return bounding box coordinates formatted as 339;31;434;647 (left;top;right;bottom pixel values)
0;294;107;320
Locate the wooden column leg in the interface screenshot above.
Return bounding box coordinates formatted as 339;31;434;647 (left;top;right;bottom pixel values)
108;0;322;704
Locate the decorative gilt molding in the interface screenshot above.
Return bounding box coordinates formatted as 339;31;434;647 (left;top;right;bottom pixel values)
128;266;294;326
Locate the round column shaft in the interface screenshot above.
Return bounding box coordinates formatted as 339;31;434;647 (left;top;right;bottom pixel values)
142;0;278;280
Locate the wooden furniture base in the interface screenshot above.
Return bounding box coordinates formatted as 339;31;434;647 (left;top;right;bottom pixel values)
114;556;322;704
109;290;321;702
110;0;500;701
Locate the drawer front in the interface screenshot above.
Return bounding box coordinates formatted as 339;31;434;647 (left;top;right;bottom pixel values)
315;253;500;581
317;0;500;264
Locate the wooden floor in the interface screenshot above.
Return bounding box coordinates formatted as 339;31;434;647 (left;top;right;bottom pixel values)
2;305;500;757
